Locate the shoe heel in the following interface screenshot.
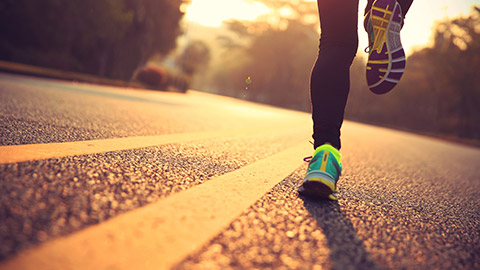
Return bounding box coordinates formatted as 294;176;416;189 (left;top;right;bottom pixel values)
299;180;333;198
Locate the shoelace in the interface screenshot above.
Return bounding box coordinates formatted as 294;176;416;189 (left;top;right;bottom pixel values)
303;141;314;162
363;12;405;54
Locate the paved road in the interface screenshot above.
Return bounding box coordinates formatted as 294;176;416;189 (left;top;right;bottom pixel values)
0;73;479;269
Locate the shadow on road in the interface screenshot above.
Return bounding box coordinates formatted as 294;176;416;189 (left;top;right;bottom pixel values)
300;196;379;270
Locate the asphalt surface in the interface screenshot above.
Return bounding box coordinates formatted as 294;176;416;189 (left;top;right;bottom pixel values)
1;73;479;269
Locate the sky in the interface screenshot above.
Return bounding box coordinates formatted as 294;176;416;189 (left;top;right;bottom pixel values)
183;0;480;56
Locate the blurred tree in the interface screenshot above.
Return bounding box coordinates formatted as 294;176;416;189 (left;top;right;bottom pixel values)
110;0;186;79
176;40;211;76
427;6;480;138
243;19;316;109
346;6;480;140
252;0;319;24
210;0;318;111
0;0;186;80
0;0;133;73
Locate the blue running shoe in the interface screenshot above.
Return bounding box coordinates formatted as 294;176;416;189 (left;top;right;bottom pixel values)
298;144;342;200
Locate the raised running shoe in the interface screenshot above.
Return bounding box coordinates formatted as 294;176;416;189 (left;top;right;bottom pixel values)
365;0;406;94
298;144;342;200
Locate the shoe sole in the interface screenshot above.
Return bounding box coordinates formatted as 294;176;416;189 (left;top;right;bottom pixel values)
298;172;337;200
366;0;405;94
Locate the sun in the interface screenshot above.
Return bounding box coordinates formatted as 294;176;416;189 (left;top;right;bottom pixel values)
183;0;270;27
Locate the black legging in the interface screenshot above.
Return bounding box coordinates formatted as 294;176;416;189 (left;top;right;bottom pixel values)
311;0;413;150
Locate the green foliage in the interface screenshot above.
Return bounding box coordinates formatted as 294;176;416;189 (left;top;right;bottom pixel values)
206;1;318;111
177;40;211;75
134;66;168;89
111;0;185;79
206;3;480;140
0;0;185;80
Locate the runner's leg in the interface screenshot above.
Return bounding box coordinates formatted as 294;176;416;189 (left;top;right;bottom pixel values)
311;0;359;150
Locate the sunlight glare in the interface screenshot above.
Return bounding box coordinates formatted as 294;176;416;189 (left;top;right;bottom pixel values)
184;0;270;27
184;0;479;55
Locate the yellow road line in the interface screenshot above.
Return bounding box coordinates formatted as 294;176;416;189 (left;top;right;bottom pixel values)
0;142;311;270
0;126;305;164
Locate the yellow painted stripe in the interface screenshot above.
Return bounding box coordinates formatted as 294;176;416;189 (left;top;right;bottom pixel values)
0;126;303;164
0;142;311;270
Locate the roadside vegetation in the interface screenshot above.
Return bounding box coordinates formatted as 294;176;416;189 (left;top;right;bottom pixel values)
0;0;193;90
1;0;478;141
192;2;480;142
